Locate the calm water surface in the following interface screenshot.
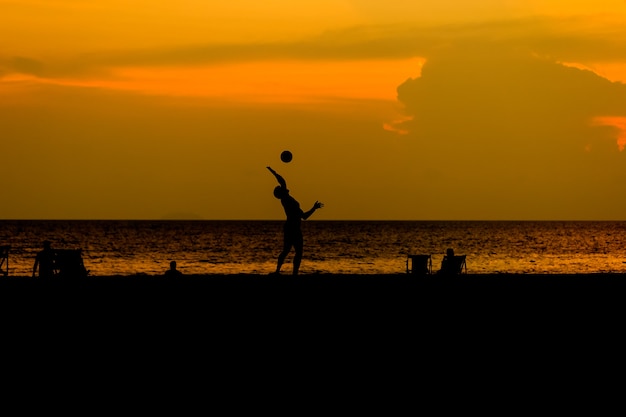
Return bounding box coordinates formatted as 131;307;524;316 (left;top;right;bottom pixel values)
2;220;626;276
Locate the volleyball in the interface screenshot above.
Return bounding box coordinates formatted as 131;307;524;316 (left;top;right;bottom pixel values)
280;150;293;163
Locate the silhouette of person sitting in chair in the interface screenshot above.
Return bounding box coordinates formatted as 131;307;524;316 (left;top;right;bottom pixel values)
438;248;459;275
267;166;323;276
164;261;183;278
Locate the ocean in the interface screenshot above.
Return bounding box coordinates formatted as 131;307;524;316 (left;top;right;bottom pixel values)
2;220;626;276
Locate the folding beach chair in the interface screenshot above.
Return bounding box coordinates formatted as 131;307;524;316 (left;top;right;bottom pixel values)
406;254;432;275
54;249;89;278
0;245;9;276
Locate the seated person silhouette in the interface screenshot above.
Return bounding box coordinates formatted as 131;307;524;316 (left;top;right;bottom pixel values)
33;240;55;278
438;248;460;275
164;261;183;278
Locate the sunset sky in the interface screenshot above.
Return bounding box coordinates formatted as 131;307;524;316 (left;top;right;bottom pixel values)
2;0;626;220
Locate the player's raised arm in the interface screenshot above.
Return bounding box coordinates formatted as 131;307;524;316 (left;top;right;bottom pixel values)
267;166;287;188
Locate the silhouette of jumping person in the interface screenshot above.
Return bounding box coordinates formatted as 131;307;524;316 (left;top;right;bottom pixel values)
33;240;55;278
164;260;183;278
267;166;323;275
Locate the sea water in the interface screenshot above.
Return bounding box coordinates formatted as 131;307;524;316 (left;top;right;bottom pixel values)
2;220;626;276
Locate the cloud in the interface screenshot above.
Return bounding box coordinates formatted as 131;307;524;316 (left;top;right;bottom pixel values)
114;16;626;65
397;48;626;142
392;41;626;218
10;56;45;75
0;56;45;78
4;15;625;80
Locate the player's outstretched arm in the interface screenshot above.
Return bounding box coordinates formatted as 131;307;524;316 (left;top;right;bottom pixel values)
267;166;287;188
302;201;324;220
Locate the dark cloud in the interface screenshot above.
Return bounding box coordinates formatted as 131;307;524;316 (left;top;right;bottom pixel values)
397;49;626;145
0;56;45;77
5;15;624;79
394;46;626;218
96;17;626;66
11;56;45;76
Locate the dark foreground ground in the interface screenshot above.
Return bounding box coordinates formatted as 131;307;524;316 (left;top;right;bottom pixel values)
4;273;625;341
3;272;626;292
3;272;624;407
3;272;626;311
4;272;624;357
3;271;626;287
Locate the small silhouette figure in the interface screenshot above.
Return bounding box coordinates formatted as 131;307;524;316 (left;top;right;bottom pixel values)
33;240;55;278
0;245;9;277
438;248;466;275
164;261;183;278
267;166;323;275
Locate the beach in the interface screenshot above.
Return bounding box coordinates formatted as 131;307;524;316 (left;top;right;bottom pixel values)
4;271;622;384
4;271;626;285
4;271;626;290
4;272;625;312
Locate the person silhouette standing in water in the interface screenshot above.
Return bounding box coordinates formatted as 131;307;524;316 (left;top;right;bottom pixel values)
267;166;323;275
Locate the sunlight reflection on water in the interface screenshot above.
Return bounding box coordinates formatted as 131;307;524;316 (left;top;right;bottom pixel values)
2;220;626;276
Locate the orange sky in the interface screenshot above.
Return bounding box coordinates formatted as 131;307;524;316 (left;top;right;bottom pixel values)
2;1;626;220
19;58;424;103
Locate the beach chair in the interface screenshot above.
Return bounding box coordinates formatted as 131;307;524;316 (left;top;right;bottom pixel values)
54;249;89;278
439;254;467;275
0;245;9;276
406;254;432;275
